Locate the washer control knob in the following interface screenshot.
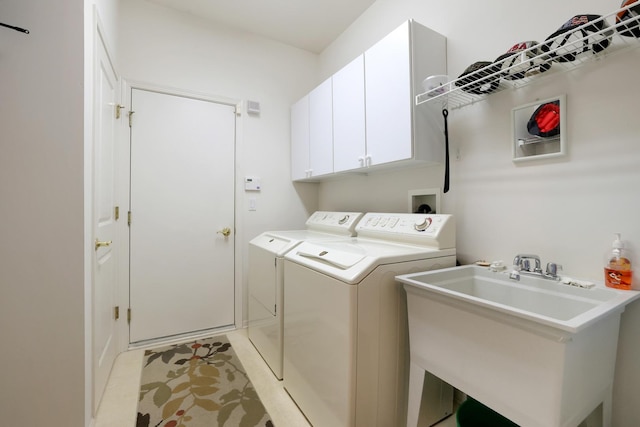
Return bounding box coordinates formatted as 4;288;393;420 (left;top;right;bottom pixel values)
338;215;349;225
414;217;432;232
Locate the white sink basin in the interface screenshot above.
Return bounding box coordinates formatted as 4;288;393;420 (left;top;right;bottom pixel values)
397;265;638;333
397;265;640;427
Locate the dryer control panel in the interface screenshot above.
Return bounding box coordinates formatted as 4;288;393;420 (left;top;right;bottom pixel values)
305;211;364;236
356;213;455;249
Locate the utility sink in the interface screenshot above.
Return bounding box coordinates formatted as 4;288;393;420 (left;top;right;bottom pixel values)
397;265;640;427
398;265;638;334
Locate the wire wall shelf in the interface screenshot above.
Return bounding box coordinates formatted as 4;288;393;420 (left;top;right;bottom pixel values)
416;4;640;110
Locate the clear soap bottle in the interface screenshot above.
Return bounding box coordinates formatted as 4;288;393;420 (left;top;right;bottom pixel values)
604;233;633;290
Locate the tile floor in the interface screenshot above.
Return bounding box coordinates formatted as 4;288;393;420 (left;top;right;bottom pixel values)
94;327;458;427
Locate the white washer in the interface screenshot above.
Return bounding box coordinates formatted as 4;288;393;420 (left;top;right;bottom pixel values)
283;213;456;427
248;211;364;380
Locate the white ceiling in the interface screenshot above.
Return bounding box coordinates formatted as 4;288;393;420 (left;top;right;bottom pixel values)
146;0;377;54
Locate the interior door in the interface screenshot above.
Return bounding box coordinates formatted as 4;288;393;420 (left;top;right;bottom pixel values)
92;30;119;412
129;89;236;343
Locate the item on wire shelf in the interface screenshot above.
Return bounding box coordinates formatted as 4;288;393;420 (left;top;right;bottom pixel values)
541;14;613;62
422;75;450;98
455;61;501;95
616;0;640;38
493;41;551;80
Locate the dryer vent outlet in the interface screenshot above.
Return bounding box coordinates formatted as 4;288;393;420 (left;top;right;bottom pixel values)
409;188;441;214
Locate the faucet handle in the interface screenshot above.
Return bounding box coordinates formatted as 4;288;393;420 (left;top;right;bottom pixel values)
546;262;562;277
513;254;522;268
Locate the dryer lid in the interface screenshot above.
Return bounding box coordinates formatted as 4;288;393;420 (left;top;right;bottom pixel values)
297;244;366;269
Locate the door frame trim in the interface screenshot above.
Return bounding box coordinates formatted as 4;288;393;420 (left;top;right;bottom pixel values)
119;79;244;349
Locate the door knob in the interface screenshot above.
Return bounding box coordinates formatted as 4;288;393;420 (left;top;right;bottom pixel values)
95;239;112;251
217;227;231;237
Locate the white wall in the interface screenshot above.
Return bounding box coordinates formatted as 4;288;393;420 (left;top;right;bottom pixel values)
318;0;640;424
0;1;86;426
116;0;320;327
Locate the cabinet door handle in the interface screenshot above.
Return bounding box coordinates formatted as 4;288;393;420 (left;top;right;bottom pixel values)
365;155;372;167
358;156;365;167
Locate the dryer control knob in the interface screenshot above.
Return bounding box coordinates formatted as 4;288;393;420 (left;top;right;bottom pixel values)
414;217;432;232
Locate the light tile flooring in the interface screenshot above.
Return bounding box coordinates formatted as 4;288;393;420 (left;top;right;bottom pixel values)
94;327;459;427
94;328;311;427
94;326;601;427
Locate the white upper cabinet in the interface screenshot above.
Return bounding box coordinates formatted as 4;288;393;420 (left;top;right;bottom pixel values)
333;55;366;173
308;77;334;178
365;20;446;169
365;22;413;166
291;20;446;181
290;95;310;181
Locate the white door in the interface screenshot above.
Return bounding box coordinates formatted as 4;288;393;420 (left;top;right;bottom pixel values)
92;30;119;412
129;89;236;343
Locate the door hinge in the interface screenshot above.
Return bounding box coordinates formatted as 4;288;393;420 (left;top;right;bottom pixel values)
114;306;120;320
128;211;132;226
127;308;132;324
115;104;125;119
115;206;120;221
128;110;135;127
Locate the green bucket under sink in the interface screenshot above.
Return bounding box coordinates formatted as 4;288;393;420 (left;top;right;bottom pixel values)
456;397;519;427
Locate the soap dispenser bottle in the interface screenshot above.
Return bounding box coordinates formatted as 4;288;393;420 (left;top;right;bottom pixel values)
604;233;633;290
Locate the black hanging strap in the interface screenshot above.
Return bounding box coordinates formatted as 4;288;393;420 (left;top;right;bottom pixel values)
0;22;30;34
442;108;450;193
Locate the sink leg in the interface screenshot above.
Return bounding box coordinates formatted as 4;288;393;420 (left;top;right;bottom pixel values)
407;361;425;427
580;388;612;427
602;388;612;427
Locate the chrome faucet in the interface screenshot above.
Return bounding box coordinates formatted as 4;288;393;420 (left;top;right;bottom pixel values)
513;254;561;281
513;254;542;273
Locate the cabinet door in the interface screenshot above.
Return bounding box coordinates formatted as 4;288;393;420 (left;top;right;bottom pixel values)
333;55;366;173
365;21;412;165
291;95;310;181
309;78;334;177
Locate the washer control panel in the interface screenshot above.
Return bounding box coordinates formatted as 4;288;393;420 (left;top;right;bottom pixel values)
356;213;455;249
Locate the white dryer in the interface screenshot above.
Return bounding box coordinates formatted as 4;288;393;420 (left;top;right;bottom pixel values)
283;213;456;427
247;211;363;380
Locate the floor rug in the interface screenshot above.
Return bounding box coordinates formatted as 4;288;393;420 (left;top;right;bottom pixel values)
136;335;274;427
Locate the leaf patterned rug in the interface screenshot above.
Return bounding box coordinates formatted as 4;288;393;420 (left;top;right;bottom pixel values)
136;335;274;427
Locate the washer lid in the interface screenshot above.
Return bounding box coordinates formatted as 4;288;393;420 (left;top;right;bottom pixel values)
285;238;455;284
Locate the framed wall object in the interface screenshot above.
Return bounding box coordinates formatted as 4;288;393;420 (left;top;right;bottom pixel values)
512;94;566;162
